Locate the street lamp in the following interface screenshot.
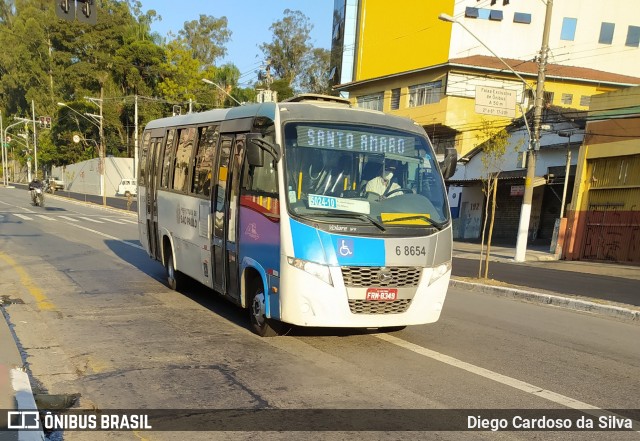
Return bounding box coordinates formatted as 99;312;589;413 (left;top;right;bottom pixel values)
438;13;532;89
4;120;29;182
438;2;554;262
201;78;243;107
58;101;106;205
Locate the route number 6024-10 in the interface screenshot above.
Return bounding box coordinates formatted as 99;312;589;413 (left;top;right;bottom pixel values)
395;245;426;256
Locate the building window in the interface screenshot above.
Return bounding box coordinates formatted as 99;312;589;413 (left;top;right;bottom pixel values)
489;10;503;21
599;22;615;45
356;93;383;111
478;9;490;20
465;7;479;18
409;81;443;107
561;93;573;105
513;12;532;24
580;95;591;107
543;91;555;106
560;17;578;41
625;25;640;47
390;88;400;110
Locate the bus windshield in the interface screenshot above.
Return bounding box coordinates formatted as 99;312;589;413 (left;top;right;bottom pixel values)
284;122;449;229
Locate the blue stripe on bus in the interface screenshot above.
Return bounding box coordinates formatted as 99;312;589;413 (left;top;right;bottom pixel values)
290;219;385;266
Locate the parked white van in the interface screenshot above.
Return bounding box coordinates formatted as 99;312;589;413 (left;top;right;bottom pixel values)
116;179;137;197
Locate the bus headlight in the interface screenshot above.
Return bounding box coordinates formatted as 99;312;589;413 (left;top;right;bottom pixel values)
429;261;452;285
287;257;333;286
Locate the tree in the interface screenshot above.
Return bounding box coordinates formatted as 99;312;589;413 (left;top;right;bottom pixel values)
300;48;332;95
259;9;312;88
476;121;517;279
157;39;203;104
178;14;231;68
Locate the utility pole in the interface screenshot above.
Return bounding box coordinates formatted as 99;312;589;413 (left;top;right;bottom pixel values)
32;100;38;179
85;90;105;206
1;110;5;186
514;0;554;262
134;94;138;179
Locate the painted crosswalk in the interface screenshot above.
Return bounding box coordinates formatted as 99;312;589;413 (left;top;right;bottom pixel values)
59;216;79;222
35;214;55;221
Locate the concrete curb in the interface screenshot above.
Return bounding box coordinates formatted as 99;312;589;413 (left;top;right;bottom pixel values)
450;279;640;322
0;310;45;440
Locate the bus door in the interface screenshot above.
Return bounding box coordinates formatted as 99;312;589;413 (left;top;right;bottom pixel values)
212;134;245;302
146;129;165;260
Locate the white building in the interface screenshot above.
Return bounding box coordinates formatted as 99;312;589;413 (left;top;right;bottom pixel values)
449;0;640;78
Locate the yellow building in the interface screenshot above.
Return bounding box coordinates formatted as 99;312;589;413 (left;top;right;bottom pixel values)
563;87;640;263
331;0;640;157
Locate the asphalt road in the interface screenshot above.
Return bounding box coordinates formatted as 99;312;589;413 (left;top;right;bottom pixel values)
1;187;639;440
452;257;640;306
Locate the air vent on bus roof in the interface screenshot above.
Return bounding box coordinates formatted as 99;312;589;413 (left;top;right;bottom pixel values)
282;93;351;106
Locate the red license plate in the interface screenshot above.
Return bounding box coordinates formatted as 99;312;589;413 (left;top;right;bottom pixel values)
366;288;398;301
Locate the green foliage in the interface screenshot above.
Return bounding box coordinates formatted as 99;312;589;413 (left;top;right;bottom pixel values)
0;2;331;173
477;120;511;179
300;48;333;95
178;14;231;68
259;9;313;89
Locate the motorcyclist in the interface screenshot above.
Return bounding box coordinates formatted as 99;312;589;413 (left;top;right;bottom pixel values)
28;178;44;191
28;178;45;206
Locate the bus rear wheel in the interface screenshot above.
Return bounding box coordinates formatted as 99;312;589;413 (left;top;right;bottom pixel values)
249;285;280;337
165;247;184;291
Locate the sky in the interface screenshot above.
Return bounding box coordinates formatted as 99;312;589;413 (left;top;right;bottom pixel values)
137;1;335;86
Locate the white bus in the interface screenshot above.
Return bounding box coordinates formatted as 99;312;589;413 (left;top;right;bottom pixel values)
138;95;456;336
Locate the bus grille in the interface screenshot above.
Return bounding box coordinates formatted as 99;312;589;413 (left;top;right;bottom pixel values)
348;299;412;315
341;266;422;287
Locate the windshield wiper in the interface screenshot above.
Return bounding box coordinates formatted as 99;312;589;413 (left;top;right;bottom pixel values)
383;215;444;230
320;212;386;231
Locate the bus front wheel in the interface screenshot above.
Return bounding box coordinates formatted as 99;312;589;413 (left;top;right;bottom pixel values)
249;286;279;337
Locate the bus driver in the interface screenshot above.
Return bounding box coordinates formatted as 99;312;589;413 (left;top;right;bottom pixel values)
365;161;401;198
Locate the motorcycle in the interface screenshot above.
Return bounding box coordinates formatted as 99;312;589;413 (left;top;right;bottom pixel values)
30;186;45;207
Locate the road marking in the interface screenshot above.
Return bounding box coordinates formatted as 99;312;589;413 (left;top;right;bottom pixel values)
14;214;32;220
0;251;57;312
79;216;104;223
35;214;55;221
374;333;639;429
118;218;138;224
59;216;79;222
67;222;145;251
99;217;127;224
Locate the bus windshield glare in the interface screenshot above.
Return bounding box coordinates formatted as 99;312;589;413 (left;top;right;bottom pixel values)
284;122;449;228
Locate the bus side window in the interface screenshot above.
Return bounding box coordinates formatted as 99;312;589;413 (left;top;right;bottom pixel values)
216;137;233;212
161;129;176;189
192;125;218;197
139;131;150;183
242;153;279;219
173;127;196;193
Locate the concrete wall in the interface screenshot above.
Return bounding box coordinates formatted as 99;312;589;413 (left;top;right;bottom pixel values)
52;157;134;196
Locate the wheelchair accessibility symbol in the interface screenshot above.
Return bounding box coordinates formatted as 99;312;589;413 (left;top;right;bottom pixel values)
338;239;354;257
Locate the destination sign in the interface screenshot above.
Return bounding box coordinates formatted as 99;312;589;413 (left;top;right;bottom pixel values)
296;126;416;155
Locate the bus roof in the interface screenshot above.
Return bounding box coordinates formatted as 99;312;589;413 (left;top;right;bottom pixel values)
143;100;426;138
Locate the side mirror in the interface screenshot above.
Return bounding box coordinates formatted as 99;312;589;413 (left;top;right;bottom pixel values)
246;133;281;166
439;147;457;180
246;141;264;167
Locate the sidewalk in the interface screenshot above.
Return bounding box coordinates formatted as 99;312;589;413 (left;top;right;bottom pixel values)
453;240;640;280
0;309;44;440
451;240;640;322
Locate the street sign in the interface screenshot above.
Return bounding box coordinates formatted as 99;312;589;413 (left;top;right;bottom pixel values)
475;86;516;118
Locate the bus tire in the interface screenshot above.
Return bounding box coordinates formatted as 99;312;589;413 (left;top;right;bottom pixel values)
249;285;279;337
165;247;183;291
